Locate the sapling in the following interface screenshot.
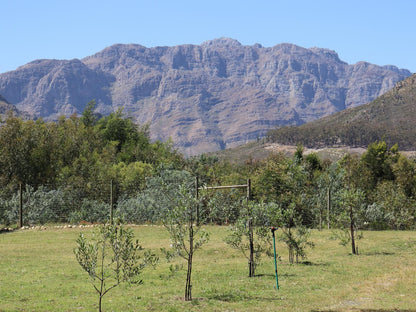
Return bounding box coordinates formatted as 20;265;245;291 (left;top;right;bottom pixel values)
225;201;276;276
162;184;209;301
74;223;157;311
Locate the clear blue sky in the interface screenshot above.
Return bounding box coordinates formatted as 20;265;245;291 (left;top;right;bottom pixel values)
1;0;415;74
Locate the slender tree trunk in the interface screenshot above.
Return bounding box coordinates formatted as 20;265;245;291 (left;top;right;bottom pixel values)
185;254;193;301
99;295;102;312
248;219;255;277
350;205;356;255
319;206;322;231
289;247;294;264
185;225;194;301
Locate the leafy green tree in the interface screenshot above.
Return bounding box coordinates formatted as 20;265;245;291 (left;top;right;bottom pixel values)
361;140;399;189
225;201;276;275
276;203;314;263
335;188;366;254
393;155;416;198
162;184;209;301
80;100;98;128
74;223;157;312
371;181;415;230
141;170;209;301
315;162;344;230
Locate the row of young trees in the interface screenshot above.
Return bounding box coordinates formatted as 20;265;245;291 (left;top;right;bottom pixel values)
75;138;416;309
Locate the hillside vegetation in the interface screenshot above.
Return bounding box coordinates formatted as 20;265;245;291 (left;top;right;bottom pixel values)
267;73;416;150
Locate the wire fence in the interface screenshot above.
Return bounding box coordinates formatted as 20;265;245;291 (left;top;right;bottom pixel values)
0;182;120;227
0;180;248;229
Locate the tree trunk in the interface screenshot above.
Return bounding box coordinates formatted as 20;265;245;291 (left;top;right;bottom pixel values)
99;295;102;312
185;225;194;301
185;255;192;301
248;219;255;277
350;206;356;255
289;247;294;264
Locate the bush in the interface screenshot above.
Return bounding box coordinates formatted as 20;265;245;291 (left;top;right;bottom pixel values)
0;186;72;225
69;198;110;224
116;195;157;224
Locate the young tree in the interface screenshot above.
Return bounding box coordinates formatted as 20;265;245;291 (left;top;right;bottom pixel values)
74;223;156;311
277;203;314;264
336;188;366;254
144;170;209;301
225;201;276;276
162;184;209;301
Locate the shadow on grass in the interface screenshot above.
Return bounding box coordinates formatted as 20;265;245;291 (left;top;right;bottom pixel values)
205;290;282;302
255;273;296;278
360;251;395;256
298;261;330;266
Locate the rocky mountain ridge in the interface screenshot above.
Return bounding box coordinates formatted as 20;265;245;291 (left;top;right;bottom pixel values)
0;38;411;155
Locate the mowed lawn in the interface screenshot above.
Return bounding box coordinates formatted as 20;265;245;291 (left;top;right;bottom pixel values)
0;225;415;312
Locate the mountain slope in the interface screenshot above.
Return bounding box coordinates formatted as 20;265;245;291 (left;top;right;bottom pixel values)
0;94;19;116
267;73;416;150
0;38;411;155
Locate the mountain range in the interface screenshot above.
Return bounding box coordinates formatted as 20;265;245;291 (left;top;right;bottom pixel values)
0;38;411;155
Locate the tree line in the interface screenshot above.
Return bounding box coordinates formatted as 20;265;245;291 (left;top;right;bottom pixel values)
1;101;416;233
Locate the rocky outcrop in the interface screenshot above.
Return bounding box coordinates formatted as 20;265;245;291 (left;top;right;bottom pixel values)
0;38;411;155
0;93;19;116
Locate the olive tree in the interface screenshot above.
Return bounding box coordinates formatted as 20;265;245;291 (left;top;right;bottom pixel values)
145;169;209;301
225;201;276;276
74;223;157;311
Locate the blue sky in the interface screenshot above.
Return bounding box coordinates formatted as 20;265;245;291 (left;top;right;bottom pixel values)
1;0;415;73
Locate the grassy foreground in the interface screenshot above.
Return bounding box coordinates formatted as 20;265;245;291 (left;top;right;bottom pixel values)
0;226;415;312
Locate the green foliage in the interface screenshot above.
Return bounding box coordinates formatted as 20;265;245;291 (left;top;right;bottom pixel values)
140;169;209;301
69;198;110;224
225;201;277;274
361;140;399;188
274;203;315;264
334;188;366;254
2;106;416;236
0;185;73;225
80;100;98;128
0;107;184;210
203;190;243;224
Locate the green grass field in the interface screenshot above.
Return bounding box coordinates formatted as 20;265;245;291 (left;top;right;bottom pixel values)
1;225;415;312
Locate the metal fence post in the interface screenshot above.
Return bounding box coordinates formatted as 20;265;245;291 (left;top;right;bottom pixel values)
110;180;114;225
19;183;23;228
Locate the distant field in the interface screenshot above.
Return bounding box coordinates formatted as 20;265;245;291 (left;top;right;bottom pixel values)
212;141;416;164
1;226;415;311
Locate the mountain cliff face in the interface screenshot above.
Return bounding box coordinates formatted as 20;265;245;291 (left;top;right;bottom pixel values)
0;93;20;116
0;38;411;155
